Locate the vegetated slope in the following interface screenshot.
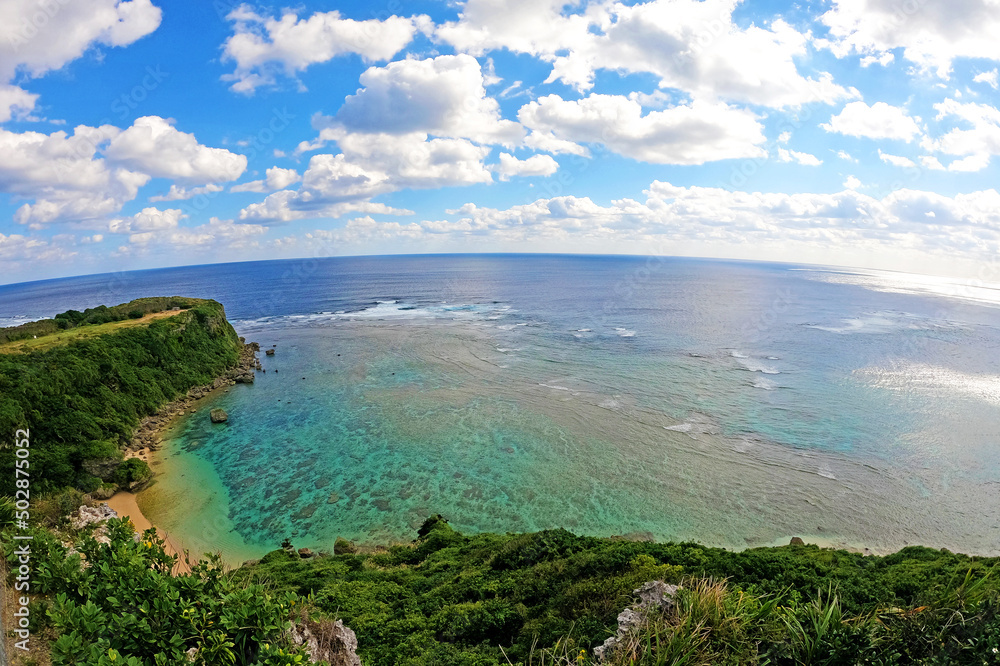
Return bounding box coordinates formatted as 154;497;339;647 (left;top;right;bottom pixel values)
240;515;1000;666
0;298;241;495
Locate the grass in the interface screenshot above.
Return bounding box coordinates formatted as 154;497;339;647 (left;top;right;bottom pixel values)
0;310;186;354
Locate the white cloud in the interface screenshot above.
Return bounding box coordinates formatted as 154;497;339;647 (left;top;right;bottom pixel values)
821;101;922;141
104;116;247;183
0;116;245;225
820;0;1000;78
149;183;224;202
922;99;1000;163
777;147;823;166
0;0;161;80
0;124;149;225
438;0;855;108
494;153;559;180
111;214;266;251
231;167;301;193
860;52;894;67
334;55;523;145
0;0;161;122
518;95;767;165
947;153;991;172
330;182;1000;270
878;149;916;168
919;155;946;170
108;207;185;237
837;150;857;161
844;175;862;189
973;69;999;89
239;132;486;223
221;5;430;93
0;85;39;123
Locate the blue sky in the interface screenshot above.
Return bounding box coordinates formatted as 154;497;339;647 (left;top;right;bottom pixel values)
2;0;1000;284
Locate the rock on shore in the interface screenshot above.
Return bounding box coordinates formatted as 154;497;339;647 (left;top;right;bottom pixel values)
126;340;260;452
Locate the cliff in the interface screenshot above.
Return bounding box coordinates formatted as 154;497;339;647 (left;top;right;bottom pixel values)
0;297;252;497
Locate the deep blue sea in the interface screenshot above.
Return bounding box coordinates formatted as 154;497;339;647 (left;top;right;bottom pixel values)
3;255;1000;558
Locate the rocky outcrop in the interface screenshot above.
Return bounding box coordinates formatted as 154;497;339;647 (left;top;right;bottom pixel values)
593;581;680;662
71;503;119;530
210;409;229;423
289;619;361;666
82;457;122;480
789;537;805;546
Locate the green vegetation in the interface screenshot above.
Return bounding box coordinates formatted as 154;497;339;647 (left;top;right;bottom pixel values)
6;512;999;665
0;298;241;495
3;519;314;665
237;515;1000;666
0;297;205;346
3;297;999;665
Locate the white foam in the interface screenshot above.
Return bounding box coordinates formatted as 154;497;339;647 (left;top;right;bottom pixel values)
615;327;636;337
752;379;778;390
737;358;780;374
233;300;513;329
664;423;694;432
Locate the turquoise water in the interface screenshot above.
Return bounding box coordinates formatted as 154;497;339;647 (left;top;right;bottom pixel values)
4;256;1000;557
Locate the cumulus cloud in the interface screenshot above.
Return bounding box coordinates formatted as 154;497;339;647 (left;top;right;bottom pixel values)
777;148;823;166
820;0;1000;78
973;69;999;89
0;117;246;225
438;0;855;108
878;150;916;168
518;95;767;165
0;0;161;120
221;5;431;93
0;0;161;79
494;153;559;180
110;213;266;251
920;99;1000;171
0;85;39;123
149;183;224;202
241;132;489;222
335;55;523;145
0;124;149;226
107;206;185;237
104;116;246;183
230;167;301;193
821;101;922;141
321;181;1000;269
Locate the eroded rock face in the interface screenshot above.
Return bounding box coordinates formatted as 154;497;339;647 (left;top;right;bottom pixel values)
593;580;680;662
210;408;229;423
71;503;119;530
289;619;361;666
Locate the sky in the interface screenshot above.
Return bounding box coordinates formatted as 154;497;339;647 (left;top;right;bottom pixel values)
1;0;1000;285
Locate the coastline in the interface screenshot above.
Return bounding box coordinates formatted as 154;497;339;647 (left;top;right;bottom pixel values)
106;337;262;572
106;491;193;574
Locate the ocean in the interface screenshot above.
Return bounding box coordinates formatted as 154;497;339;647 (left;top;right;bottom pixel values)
3;254;999;560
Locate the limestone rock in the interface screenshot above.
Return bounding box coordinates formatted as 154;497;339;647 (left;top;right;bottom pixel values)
210;408;229;423
82;457;121;481
265;348;275;356
71;503;118;530
289;619;361;666
90;483;118;500
593;581;679;662
789;537;805;546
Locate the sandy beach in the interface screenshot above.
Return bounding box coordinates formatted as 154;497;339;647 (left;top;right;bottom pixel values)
106;491;193;574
